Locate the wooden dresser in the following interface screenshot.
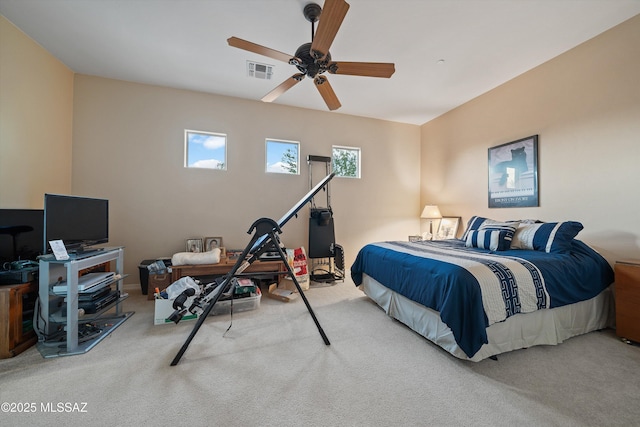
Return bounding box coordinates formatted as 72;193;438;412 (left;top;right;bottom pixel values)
615;259;640;343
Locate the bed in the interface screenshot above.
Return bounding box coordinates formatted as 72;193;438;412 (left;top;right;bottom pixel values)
350;217;615;361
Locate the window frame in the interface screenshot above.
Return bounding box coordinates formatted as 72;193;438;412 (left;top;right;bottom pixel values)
184;129;227;171
332;145;361;179
265;138;300;175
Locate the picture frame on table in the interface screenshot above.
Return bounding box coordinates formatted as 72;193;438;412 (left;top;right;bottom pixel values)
186;238;203;253
204;236;223;252
488;135;539;208
436;217;461;240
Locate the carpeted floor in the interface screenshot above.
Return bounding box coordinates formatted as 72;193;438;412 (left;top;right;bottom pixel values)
1;279;639;427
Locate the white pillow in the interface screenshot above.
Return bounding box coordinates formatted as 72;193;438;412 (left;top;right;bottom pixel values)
171;248;221;266
510;223;538;250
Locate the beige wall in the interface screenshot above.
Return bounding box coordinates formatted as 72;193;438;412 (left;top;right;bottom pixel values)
4;11;638;282
421;14;640;263
0;16;73;207
72;76;420;280
1;11;420;281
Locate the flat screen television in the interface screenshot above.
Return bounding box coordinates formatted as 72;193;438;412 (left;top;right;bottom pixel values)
44;194;109;253
0;209;44;264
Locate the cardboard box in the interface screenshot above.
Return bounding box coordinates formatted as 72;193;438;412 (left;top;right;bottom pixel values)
267;283;298;302
148;273;172;300
154;296;199;325
234;278;256;295
279;276;308;292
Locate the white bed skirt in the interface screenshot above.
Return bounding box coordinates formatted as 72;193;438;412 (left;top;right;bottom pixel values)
359;274;614;362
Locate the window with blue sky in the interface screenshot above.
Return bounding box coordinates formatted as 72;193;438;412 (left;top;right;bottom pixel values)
185;130;226;170
266;139;299;174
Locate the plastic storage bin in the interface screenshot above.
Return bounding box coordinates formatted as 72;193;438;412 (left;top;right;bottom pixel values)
209;288;261;316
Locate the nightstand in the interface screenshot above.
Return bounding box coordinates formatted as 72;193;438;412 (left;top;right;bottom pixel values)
615;259;640;343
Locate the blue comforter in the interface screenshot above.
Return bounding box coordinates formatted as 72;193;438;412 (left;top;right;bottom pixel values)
351;239;613;358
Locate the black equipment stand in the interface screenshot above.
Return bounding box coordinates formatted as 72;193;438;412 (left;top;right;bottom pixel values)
307;155;342;283
170;173;335;366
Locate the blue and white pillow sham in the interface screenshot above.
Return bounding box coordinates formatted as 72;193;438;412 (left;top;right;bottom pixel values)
510;221;583;253
465;221;520;251
461;216;583;253
461;216;490;241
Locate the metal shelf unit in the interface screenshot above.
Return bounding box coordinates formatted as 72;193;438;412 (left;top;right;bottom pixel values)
36;247;133;358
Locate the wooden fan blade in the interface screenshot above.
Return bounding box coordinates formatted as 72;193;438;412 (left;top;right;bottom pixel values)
329;61;395;78
314;76;341;111
228;36;294;63
262;74;305;103
310;0;350;60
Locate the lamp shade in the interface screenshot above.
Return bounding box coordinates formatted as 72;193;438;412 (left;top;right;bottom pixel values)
420;205;442;219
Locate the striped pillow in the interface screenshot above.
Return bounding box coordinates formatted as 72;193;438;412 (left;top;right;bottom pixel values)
465;221;520;251
461;216;491;241
510;221;583;253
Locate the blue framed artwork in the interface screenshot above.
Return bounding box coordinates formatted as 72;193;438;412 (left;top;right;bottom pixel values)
488;135;539;208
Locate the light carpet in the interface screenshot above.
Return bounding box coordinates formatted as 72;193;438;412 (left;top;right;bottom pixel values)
1;279;639;427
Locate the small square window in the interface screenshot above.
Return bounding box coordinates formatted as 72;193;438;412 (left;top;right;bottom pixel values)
332;146;360;178
185;130;226;170
266;139;300;174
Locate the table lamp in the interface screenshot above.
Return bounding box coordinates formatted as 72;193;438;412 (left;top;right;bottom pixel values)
421;205;442;240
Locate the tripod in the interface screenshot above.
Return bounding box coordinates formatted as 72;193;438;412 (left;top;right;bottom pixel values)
170;173;335;366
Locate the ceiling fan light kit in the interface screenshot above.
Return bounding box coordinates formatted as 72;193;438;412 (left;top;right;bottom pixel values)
227;0;395;111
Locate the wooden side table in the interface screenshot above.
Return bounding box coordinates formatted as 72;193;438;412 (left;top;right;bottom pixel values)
170;258;286;282
615;259;640;343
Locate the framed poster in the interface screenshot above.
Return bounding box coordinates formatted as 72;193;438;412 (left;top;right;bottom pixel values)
488;135;538;208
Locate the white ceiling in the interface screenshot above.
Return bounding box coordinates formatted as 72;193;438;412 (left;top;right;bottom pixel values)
1;0;639;125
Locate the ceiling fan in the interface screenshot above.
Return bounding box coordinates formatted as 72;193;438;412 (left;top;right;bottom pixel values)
227;0;395;111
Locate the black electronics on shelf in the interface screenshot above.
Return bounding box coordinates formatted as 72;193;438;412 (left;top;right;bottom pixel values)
307;155;344;283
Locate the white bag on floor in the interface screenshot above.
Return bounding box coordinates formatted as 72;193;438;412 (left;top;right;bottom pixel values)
285;247;309;290
165;276;200;299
